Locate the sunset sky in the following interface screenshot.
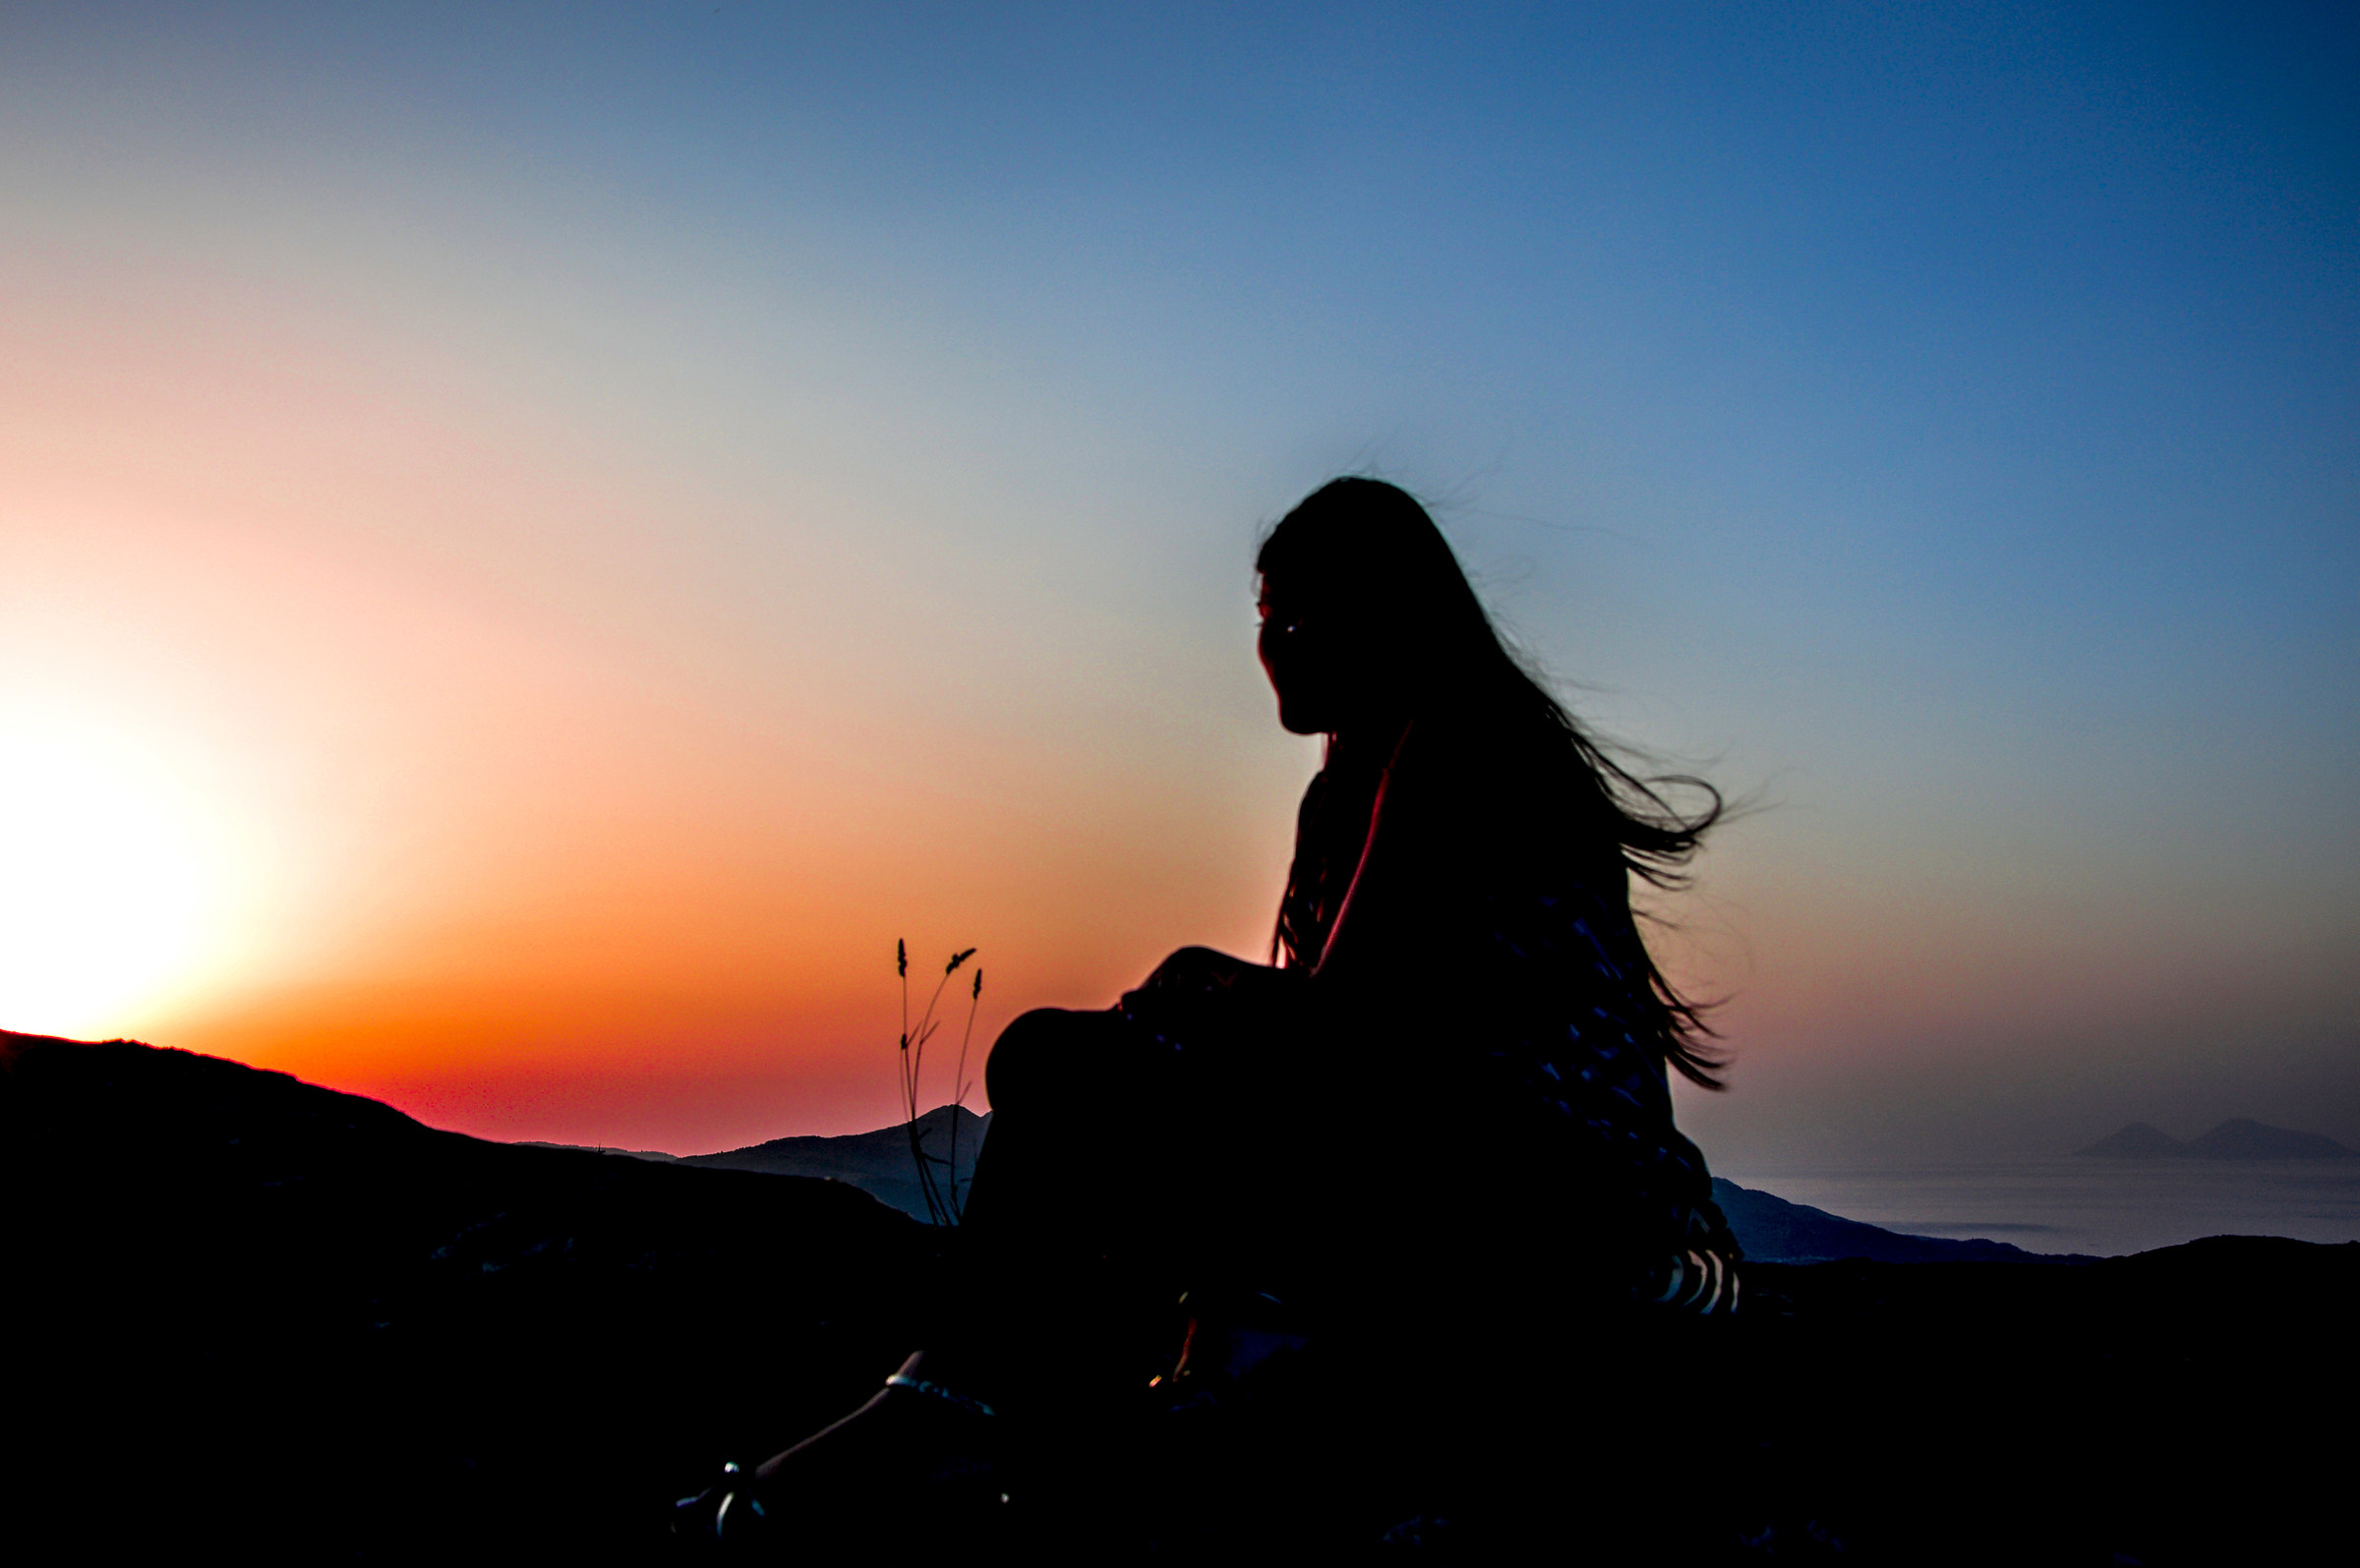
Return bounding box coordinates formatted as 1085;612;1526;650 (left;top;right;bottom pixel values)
4;3;2353;1163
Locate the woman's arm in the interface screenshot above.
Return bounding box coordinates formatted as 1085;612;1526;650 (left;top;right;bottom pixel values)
1123;946;1270;1008
1117;946;1308;1058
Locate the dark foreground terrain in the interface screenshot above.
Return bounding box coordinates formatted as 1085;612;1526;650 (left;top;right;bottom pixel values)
3;1031;2350;1563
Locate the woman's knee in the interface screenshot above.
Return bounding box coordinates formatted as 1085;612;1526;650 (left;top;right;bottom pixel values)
983;1008;1102;1111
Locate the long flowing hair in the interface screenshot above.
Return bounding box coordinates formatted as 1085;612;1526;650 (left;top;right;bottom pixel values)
1259;477;1729;1088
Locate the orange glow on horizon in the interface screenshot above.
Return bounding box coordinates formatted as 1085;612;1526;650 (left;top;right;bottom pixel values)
0;261;1303;1151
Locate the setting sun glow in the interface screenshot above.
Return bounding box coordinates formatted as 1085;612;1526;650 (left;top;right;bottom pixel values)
0;716;235;1039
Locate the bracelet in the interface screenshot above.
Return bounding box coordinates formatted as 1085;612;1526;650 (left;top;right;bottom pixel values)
885;1373;998;1419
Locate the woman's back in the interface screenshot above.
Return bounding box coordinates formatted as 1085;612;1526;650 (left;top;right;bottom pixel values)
1284;703;1731;1296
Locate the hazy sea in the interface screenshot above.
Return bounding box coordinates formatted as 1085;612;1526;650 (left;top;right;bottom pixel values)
1718;1159;2360;1257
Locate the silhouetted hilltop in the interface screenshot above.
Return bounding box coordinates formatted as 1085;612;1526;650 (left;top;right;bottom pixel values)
682;1103;989;1221
5;1027;2352;1562
2079;1118;2354;1158
1711;1179;2092;1264
530;1106;990;1222
514;1139;682;1161
0;1027;929;1560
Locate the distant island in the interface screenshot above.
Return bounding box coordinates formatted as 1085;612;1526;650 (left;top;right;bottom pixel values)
2078;1118;2356;1159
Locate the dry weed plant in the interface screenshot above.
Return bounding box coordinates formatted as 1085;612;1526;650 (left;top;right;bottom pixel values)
897;940;982;1226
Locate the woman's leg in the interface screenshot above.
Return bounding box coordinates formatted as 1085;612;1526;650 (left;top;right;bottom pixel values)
961;1007;1155;1246
933;1007;1194;1407
965;998;1320;1319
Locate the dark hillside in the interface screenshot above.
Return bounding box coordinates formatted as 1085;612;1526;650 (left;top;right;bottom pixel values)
3;1029;2351;1562
0;1029;931;1562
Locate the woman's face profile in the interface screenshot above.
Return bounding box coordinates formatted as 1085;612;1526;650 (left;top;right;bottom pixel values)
1258;572;1345;735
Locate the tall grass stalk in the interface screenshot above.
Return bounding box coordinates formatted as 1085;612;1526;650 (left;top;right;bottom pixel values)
897;941;978;1226
947;965;982;1220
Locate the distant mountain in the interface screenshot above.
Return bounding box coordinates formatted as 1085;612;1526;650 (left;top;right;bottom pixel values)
2077;1123;2188;1158
2078;1119;2355;1159
1711;1179;2091;1264
680;1103;990;1222
2182;1118;2354;1159
524;1105;992;1222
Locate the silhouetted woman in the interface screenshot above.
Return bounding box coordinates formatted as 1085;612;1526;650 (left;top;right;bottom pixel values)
682;477;1740;1545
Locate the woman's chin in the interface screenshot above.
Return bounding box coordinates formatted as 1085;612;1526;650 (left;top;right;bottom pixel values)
1273;700;1328;735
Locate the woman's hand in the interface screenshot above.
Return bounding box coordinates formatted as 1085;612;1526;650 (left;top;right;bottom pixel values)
1123;946;1257;1010
1117;947;1304;1046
